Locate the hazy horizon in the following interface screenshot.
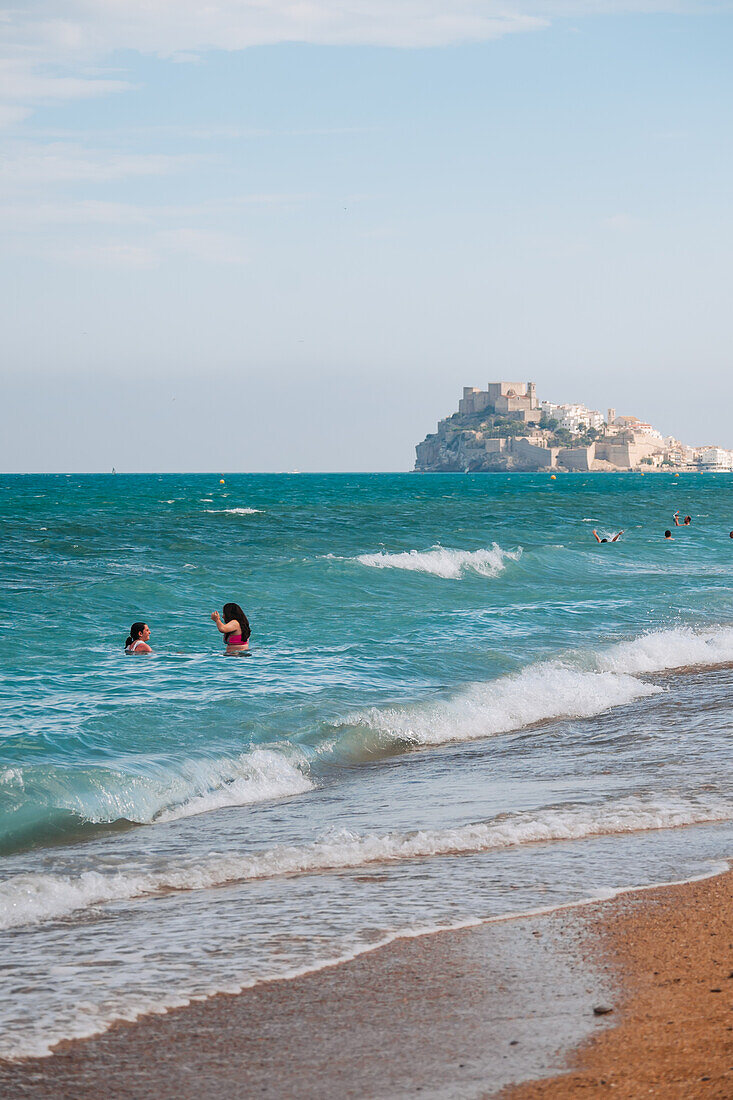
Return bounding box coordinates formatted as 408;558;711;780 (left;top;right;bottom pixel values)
2;3;732;472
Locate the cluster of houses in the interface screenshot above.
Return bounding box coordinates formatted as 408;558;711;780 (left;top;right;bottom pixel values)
415;381;733;472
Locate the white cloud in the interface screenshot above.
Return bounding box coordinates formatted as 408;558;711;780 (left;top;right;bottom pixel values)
3;0;727;123
8;0;729;58
157;227;248;264
0;198;153;226
0;143;193;186
5;2;544;59
62;242;159;268
0;103;31;128
605;212;644;230
0;59;132;102
51;228;249;268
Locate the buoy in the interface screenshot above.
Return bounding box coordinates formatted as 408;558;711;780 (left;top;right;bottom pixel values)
550;474;556;480
219;479;225;484
674;472;679;477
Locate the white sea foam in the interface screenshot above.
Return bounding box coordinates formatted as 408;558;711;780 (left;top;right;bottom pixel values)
349;664;660;748
6;860;731;1062
356;543;521;579
205;507;261;515
7;750;312;839
154;749;313;823
595;626;733;675
2;795;729;932
343;625;733;751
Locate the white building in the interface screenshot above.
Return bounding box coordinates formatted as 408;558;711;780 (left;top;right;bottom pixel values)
540;402;604;433
630;422;664;445
663;438;695;467
698;447;733;470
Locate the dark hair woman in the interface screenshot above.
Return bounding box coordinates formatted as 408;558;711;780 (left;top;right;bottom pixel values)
210;602;251;653
125;622;152;655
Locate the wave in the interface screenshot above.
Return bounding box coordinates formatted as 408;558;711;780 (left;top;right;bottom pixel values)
2;794;729;932
0;750;312;854
205;507;261;515
336;625;733;753
355;543;521;579
152;752;312;822
594;625;733;675
152;750;312;823
343;664;660;749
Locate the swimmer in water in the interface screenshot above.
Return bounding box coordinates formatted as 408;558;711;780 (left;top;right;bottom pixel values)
673;512;692;527
125;622;152;654
210;602;251;653
664;530;674;540
592;529;623;543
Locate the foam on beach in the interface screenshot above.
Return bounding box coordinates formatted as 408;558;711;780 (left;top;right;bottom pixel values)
2;793;730;932
355;543;521;579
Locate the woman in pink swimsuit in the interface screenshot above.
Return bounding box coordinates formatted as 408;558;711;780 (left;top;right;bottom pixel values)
210;603;251;654
125;622;152;654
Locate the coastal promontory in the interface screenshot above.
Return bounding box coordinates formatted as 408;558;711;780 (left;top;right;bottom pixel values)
415;381;729;473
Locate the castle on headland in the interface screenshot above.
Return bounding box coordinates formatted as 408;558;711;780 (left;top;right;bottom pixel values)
415;381;732;473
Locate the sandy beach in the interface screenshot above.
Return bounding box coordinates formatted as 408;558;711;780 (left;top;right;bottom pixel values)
1;865;730;1099
504;865;733;1099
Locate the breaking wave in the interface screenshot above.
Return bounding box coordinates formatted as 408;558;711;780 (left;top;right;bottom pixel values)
356;543;521;579
594;625;733;675
205;507;261;515
0;750;313;854
2;794;729;932
339;625;733;752
153;750;312;823
345;665;660;749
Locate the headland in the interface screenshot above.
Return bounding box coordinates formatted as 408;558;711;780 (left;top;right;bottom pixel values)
415;381;733;473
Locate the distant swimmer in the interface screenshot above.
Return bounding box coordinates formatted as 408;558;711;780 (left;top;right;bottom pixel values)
211;602;251;654
125;622;152;654
664;530;674;540
673;512;692;526
593;529;623;543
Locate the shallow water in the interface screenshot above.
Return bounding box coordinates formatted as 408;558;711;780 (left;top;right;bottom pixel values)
1;472;732;1057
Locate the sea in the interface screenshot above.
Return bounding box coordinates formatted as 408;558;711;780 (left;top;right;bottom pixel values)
1;471;732;1061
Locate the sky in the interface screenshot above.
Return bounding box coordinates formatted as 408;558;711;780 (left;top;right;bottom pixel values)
2;1;732;472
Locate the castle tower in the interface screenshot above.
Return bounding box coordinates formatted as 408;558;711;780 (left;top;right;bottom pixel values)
527;381;537;408
607;407;616;425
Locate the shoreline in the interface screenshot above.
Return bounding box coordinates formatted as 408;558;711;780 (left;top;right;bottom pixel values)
504;863;733;1098
2;865;732;1098
0;906;610;1099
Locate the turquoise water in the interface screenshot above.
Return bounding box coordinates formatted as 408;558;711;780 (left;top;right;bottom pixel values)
2;472;733;1057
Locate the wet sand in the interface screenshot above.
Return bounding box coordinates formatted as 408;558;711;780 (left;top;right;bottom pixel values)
0;912;610;1100
0;868;730;1099
504;866;733;1099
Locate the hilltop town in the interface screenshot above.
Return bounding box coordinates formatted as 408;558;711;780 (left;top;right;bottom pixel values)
415;381;732;473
